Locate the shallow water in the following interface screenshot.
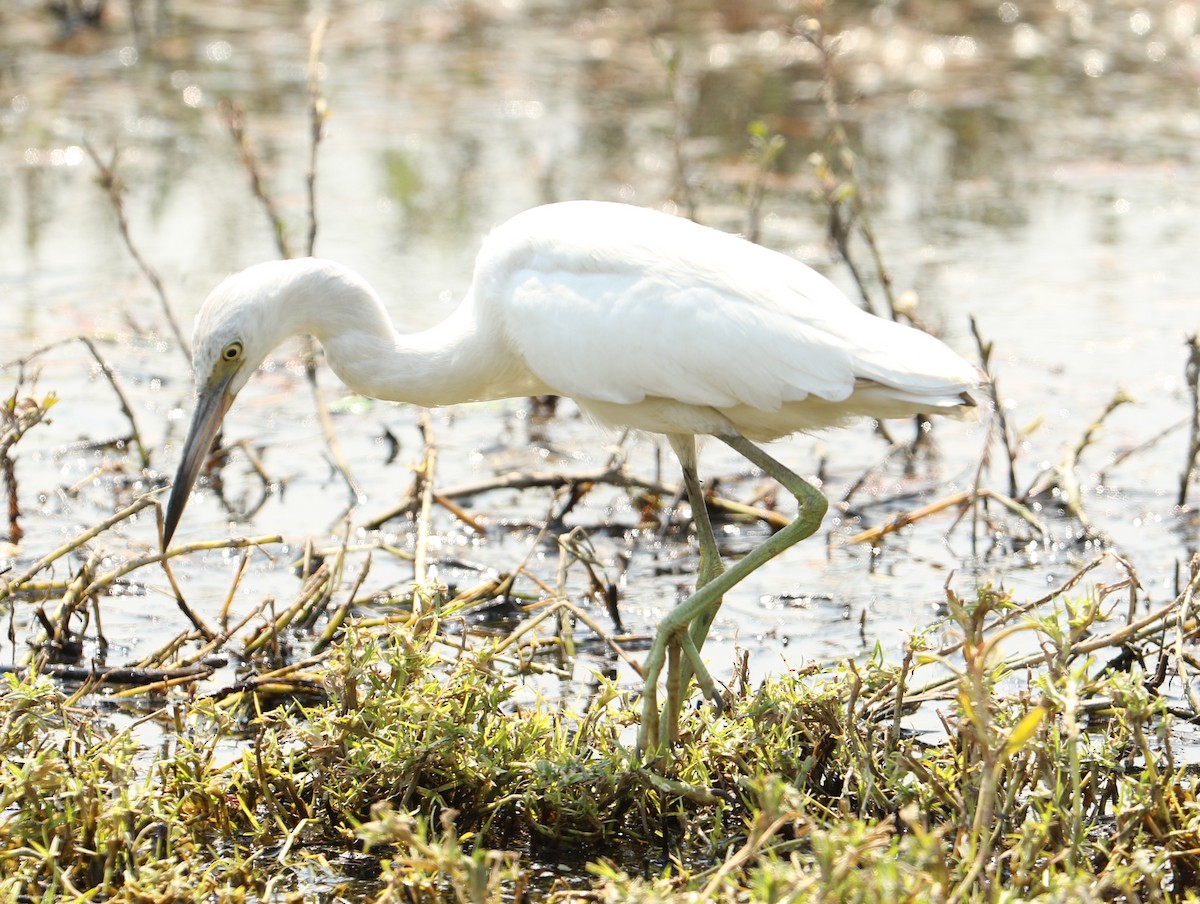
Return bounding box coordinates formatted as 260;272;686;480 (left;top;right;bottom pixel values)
1;0;1198;705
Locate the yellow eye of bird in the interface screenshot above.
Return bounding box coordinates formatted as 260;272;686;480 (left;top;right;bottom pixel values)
222;342;242;362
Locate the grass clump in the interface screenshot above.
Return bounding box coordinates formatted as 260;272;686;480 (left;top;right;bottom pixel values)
0;674;254;901
2;577;1199;902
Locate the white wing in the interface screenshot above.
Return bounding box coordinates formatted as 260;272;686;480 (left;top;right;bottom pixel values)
474;201;977;420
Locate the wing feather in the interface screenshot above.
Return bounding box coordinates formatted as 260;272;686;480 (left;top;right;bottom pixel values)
472;202;977;421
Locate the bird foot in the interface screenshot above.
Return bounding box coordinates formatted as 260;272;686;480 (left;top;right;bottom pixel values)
636;589;725;758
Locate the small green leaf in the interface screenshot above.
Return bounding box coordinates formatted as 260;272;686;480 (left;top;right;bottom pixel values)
1003;702;1049;758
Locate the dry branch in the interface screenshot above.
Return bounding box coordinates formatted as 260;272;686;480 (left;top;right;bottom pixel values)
0;494;156;605
840;486;1044;547
1025;388;1132;539
218;100;292;260
79;336;150;469
1180;334;1200;507
1;662;213;687
362;463;790;532
218;42;363;516
970;316;1019;499
83;142;190;367
305;17;329;257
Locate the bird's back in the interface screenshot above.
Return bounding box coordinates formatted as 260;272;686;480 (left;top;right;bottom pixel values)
471;201;979;440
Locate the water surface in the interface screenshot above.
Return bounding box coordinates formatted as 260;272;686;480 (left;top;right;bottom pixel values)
1;0;1197;701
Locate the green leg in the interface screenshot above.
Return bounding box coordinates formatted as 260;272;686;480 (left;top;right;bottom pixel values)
662;436;725;742
638;433;829;757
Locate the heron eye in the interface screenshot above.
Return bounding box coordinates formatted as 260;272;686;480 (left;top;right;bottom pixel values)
222;342;243;362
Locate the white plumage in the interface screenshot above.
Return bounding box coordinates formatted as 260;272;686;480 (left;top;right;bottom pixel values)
486;202;974;433
164;200;981;754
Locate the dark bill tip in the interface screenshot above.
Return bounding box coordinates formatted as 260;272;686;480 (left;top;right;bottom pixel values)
162;381;233;550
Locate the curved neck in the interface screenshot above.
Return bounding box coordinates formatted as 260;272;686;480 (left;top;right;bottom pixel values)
278;260;543;408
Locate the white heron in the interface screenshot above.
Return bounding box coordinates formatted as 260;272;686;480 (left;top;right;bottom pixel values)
162;200;981;754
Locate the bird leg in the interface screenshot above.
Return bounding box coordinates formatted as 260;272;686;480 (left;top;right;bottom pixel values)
638;434;829;757
662;442;726;740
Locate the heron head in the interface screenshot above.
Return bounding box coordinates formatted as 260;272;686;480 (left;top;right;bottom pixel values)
162;261;300;549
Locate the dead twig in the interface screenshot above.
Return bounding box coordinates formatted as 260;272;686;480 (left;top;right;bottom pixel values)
299;18;363;517
840;487;1045;547
1025;388;1133;540
219;30;362;517
796;18;898;322
1180;334;1200;507
970;316;1019;500
0;388;56;546
308;63;368;518
0;493;157;605
305;17;328;257
1;661;213;687
218;100;292;260
173;592;279;669
79;336;150;470
2;442;17;547
82;142;190;367
44;550;103;659
312;552;371;654
654;41;698;222
363;464;790;532
744;121;785;244
242;562;331;657
1099;416;1188;481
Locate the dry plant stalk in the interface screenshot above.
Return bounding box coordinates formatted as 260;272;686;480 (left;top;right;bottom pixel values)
363;461;791;532
841;485;1044;548
217;21;362;516
0;388;55;546
305;17;329;257
218;99;292;259
1180;333;1200;507
655;42;699;221
1024;388;1132;539
82;142;190;367
970;316;1020;499
79;335;150;470
795;17;899;323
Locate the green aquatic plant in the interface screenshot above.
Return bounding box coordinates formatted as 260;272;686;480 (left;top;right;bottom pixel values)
2;577;1199;902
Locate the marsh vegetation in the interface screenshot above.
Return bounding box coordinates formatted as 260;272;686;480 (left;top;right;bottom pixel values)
3;0;1200;899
